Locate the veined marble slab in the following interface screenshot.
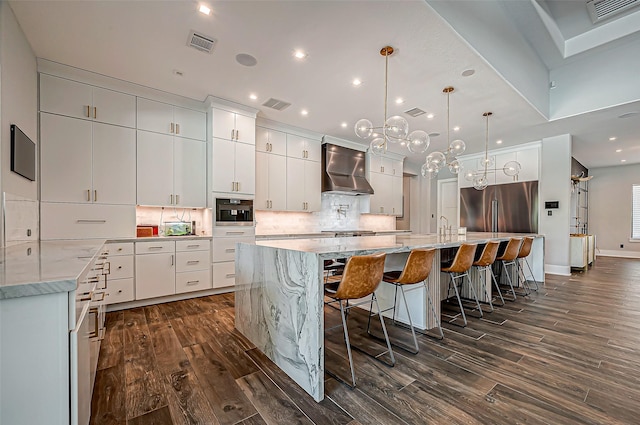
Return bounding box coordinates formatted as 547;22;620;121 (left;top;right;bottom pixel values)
0;240;105;300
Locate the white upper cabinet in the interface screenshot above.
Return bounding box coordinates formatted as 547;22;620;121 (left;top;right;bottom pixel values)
137;98;206;141
256;127;286;155
286;134;321;162
458;145;540;188
255;151;287;210
367;152;404;216
211;138;255;195
40;74;135;128
370;156;403;175
286;157;321;212
137;131;206;207
212;108;255;145
40;113;136;205
515;147;539;182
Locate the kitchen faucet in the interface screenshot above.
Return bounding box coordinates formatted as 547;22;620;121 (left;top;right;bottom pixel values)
439;216;451;237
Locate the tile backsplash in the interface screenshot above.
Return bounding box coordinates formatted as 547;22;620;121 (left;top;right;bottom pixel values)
3;192;39;246
255;193;395;235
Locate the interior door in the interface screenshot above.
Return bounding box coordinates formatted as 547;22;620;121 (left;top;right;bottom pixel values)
437;178;458;229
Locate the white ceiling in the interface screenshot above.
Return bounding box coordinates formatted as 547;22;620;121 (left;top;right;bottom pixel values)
8;0;640;171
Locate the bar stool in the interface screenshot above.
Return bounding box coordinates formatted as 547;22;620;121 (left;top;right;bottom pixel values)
495;238;524;301
516;236;539;292
471;241;504;311
324;252;395;388
367;248;442;354
441;244;480;327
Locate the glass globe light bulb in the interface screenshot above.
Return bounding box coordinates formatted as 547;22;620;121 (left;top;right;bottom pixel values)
407;130;430;154
426;151;447;168
369;137;386;155
473;175;489;190
448;159;463;175
384;115;409;143
503;160;521;177
478;156;495;169
354;119;373;139
421;162;439;179
464;170;475;182
449;139;466;156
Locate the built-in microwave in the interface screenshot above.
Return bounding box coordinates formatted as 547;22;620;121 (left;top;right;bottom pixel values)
215;198;254;226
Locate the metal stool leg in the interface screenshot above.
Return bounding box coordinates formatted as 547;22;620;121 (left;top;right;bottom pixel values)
449;272;468;327
340;300;357;388
478;266;495;312
516;260;531;296
465;272;484;318
490;267;505;306
501;260;517;301
373;294;396;366
424;281;444;339
524;257;540;291
398;284;419;354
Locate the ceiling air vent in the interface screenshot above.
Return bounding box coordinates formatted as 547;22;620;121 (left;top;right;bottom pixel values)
187;30;217;53
262;98;291;111
587;0;640;23
404;107;426;117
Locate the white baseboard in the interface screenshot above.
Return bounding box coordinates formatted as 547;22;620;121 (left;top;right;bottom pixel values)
597;250;640;259
106;286;235;312
545;264;571;276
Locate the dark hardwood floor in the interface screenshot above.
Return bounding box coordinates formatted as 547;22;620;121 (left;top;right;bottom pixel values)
91;256;640;424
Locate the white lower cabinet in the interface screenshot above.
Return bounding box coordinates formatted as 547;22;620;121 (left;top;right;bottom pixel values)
98;242;135;305
135;241;176;300
134;239;212;300
212;227;254;289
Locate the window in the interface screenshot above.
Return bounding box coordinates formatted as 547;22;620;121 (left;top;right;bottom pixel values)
633;184;640;240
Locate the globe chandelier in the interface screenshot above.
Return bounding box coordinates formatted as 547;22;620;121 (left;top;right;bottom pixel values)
421;86;466;179
354;46;431;155
463;112;522;191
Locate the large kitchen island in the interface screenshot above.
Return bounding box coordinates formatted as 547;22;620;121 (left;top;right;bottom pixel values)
235;233;544;401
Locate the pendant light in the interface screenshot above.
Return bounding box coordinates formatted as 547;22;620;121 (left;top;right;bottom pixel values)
355;46;430;155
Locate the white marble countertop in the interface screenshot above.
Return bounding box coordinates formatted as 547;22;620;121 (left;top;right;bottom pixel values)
254;232;541;259
0;240;105;300
255;230;411;240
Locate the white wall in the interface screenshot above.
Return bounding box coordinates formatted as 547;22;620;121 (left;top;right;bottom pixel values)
0;1;38;246
589;163;640;258
539;134;572;275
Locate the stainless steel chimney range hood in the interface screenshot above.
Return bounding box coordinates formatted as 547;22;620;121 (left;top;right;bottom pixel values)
322;143;374;195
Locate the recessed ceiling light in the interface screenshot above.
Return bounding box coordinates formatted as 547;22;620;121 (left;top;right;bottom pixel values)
294;50;307;59
616;149;622;152
461;69;475;77
341;122;347;128
609;137;617;141
249;94;257;100
496;140;503;144
395;98;404;104
426;113;434;119
301;109;308;116
453;126;460;132
198;4;211;15
352;78;362;87
621;159;627;162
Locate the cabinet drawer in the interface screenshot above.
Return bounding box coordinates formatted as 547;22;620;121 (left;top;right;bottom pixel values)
106;255;133;280
176;250;210;272
103;278;134;304
136;240;175;254
212;237;254;262
176;239;211;252
104;242;134;256
40;203;136;240
176;270;212;294
213;227;255;237
212;262;236;289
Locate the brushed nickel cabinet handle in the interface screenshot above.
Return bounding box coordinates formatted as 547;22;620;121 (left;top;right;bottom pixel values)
89;308;99;338
231;129;235;140
176;123;180;134
187;244;200;248
94;190;97;202
225;273;236;278
87;189;91;202
269;200;272;208
187;260;200;265
187;280;200;285
77;219;107;223
225;248;235;253
148;246;163;250
171;255;174;266
170;194;174;204
226;231;244;235
93;107;97;119
171;122;175;134
86;105;91;117
237;182;240;192
236;129;239;140
176;194;180;204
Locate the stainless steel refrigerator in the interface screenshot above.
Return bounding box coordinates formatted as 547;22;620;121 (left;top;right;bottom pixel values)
460;181;538;233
